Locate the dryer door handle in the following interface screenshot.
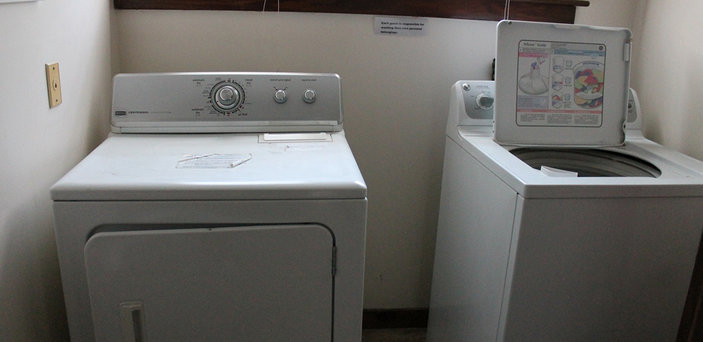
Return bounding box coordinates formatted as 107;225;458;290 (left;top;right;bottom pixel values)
120;302;146;342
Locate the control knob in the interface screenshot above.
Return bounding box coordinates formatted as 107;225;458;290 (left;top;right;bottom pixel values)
210;81;244;113
274;89;288;104
215;85;239;109
303;89;317;104
476;93;494;110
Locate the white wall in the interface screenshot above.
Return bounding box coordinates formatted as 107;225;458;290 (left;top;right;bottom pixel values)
0;1;113;341
115;2;640;309
2;0;692;338
577;0;703;160
574;0;649;104
116;10;498;308
574;0;642;29
631;0;703;160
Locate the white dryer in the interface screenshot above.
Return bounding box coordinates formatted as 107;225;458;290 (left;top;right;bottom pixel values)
51;72;367;342
428;21;703;342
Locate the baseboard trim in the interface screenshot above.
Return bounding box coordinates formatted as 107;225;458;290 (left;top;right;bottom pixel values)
362;308;429;329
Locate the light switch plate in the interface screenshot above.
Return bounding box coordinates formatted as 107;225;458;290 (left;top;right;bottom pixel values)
45;62;62;108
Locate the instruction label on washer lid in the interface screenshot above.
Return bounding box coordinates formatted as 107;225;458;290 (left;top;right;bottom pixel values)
516;40;606;127
176;153;252;169
374;16;427;36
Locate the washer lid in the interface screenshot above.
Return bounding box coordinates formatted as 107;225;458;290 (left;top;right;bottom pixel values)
50;133;367;201
494;20;632;147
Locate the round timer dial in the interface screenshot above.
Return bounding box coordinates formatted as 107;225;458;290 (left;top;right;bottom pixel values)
210;81;244;113
476;93;494;110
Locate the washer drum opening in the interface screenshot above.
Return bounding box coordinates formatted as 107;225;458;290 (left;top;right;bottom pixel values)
511;148;662;177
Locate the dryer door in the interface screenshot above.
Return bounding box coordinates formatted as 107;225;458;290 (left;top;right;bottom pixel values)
84;224;334;342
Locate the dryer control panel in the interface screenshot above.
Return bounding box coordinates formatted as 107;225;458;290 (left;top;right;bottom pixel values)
111;72;342;133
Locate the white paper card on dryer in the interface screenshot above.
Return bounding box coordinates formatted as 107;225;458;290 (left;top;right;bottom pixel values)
176;153;252;169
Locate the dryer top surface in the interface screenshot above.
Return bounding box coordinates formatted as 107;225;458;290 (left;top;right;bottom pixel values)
51;132;366;201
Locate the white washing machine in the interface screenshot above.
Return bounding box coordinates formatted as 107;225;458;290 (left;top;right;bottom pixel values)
51;72;367;342
428;21;703;341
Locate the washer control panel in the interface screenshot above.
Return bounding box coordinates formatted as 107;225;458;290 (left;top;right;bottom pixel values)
111;72;342;133
461;80;495;122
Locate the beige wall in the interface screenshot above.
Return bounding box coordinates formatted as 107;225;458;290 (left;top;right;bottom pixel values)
0;2;667;339
575;0;643;29
0;1;113;341
577;0;703;161
116;11;498;308
631;0;703;160
114;2;641;309
574;0;649;105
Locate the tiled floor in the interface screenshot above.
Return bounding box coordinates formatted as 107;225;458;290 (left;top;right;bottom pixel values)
362;328;427;341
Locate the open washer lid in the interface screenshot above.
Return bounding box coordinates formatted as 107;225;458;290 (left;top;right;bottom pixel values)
494;20;632;147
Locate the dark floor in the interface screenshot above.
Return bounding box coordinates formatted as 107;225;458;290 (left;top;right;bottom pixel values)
362;328;427;341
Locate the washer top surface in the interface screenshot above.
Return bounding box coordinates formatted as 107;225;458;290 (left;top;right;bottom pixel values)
447;80;703;198
51;132;366;201
456;129;703;198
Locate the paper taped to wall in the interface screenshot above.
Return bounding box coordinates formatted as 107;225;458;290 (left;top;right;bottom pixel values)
374;16;427;36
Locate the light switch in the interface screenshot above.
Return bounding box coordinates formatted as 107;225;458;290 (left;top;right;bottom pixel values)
45;62;62;108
